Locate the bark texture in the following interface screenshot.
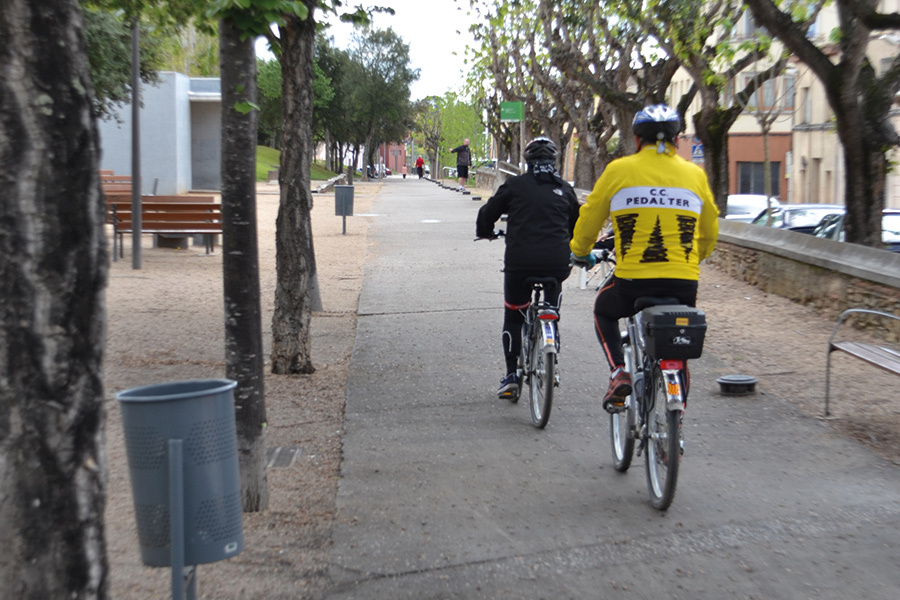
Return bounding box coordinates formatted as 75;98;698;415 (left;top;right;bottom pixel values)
0;0;109;597
271;3;318;375
220;20;268;511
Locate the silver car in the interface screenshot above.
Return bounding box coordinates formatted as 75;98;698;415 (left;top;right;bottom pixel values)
725;194;780;223
750;203;844;234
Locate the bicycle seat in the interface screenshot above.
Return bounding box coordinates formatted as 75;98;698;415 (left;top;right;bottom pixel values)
523;276;559;290
634;296;681;311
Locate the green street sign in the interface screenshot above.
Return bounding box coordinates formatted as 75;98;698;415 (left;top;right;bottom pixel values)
500;101;524;123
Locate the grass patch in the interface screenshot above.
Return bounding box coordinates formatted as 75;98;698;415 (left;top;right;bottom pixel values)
256;146;280;181
257;146;337;182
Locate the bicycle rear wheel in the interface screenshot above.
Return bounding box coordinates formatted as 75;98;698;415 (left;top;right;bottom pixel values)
529;333;555;429
644;365;682;510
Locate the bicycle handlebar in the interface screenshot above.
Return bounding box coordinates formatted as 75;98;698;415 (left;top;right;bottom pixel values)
474;229;505;241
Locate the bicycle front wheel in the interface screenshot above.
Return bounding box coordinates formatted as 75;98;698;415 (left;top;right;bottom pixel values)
610;338;636;471
644;365;682;510
529;336;555;429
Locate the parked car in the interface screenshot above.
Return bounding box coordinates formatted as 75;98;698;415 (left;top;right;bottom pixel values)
384;167;392;176
750;203;845;234
813;209;900;252
725;194;780;222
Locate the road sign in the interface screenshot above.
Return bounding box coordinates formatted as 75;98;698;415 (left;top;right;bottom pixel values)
691;143;704;164
500;101;524;123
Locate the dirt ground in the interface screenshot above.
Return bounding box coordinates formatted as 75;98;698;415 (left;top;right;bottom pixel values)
103;179;900;598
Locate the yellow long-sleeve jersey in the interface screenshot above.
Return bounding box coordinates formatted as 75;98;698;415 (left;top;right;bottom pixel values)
570;144;719;280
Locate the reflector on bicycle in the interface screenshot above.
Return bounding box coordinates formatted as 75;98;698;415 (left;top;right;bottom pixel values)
660;359;684;370
537;311;559;321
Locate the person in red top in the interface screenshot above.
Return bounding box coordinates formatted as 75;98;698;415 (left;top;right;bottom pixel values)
415;155;425;179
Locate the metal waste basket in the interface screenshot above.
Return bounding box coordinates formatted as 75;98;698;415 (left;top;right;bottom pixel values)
118;379;244;567
335;185;354;216
335;185;354;234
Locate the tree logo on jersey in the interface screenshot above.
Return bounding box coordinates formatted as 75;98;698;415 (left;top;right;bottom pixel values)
641;217;668;263
676;215;697;261
615;213;638;258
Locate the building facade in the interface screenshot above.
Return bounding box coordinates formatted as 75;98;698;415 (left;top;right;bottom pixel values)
96;72;221;195
672;3;900;208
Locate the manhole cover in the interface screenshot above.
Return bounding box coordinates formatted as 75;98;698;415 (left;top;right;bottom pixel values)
717;374;758;396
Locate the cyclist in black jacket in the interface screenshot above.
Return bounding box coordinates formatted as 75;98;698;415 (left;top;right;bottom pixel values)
476;137;581;399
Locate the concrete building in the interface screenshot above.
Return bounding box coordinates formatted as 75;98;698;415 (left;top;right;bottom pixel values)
96;72;222;195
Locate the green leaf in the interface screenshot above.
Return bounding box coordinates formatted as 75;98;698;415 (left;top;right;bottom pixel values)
234;100;260;114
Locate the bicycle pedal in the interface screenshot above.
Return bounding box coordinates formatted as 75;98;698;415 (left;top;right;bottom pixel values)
499;390;519;402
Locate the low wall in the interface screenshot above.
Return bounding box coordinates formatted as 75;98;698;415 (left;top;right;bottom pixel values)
707;220;900;341
474;162;522;195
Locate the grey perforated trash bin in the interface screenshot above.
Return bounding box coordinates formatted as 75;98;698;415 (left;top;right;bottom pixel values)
118;379;244;567
334;185;354;216
335;185;354;234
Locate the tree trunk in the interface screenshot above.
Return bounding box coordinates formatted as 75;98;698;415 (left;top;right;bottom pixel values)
833;96;886;247
693;103;739;214
573;142;600;190
271;4;317;374
219;19;268;512
0;1;109;597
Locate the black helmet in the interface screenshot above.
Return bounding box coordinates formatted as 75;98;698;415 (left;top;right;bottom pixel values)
632;104;680;143
524;137;558;162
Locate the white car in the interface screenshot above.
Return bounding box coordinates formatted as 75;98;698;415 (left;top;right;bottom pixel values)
725;194;780;222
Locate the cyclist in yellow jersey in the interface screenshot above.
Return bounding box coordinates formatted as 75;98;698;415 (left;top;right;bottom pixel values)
570;104;719;413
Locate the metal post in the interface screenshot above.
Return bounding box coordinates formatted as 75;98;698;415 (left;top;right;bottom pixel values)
131;20;142;269
520;120;525;173
168;439;185;600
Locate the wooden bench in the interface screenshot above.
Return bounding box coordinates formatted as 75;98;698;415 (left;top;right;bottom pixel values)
825;308;900;415
101;172;133;202
109;199;222;261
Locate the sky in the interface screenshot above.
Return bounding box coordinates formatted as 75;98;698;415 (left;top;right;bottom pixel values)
255;0;478;101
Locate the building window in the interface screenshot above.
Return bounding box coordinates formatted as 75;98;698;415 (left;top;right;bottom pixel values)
783;74;795;110
744;13;767;37
801;87;811;124
738;161;781;197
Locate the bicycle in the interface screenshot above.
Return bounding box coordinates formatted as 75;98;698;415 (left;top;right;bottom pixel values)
590;251;707;510
583;247;615;290
476;230;561;428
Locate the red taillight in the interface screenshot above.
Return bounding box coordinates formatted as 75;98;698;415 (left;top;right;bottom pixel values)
538;312;559;321
660;359;683;370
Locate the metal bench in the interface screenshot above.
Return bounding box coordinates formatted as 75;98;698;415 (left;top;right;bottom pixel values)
825;308;900;415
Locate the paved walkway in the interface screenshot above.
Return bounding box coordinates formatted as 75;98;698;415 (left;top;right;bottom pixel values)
326;177;900;599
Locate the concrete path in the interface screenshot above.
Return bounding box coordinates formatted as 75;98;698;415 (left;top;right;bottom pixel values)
326;177;900;599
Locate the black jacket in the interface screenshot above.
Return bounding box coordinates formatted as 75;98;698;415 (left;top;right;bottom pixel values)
450;144;471;167
476;171;580;271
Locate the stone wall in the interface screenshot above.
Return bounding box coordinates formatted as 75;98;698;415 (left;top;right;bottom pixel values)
709;220;900;342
